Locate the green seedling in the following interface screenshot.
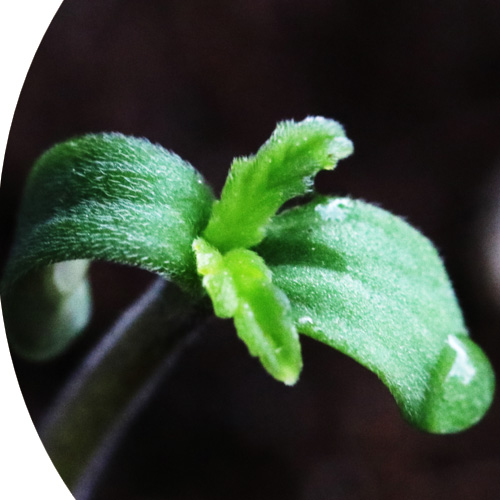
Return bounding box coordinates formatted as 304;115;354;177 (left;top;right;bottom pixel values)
1;117;495;494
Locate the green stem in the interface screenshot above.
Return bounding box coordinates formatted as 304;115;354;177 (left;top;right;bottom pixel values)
39;278;210;500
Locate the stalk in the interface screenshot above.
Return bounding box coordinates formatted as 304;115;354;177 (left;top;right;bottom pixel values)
39;278;210;500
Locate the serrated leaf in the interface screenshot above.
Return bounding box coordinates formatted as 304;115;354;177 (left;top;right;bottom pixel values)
2;133;214;359
202;117;353;252
193;238;302;385
257;196;495;433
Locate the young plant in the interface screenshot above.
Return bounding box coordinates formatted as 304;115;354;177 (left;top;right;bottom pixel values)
1;117;495;495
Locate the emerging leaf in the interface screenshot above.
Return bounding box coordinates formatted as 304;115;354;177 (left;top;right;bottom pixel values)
257;196;495;433
193;238;302;385
202;117;353;252
195;117;352;386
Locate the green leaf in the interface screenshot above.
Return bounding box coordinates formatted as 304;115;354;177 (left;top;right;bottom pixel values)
2;133;214;359
193;238;302;385
202;117;353;252
3;133;214;289
2;261;91;361
257;196;495;433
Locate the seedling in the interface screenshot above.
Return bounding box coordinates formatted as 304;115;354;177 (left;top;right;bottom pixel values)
1;117;495;496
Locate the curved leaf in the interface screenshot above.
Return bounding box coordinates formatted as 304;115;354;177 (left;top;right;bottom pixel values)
2;261;91;361
3;133;214;288
257;196;495;433
2;133;214;359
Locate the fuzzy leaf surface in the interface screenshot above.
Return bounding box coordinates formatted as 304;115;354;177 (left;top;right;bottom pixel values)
2;133;214;359
203;117;353;252
257;196;495;433
193;238;302;385
3;133;214;290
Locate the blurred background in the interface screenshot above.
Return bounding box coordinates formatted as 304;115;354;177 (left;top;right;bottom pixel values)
1;0;500;498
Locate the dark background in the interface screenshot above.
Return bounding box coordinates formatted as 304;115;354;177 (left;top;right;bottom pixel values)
1;1;500;499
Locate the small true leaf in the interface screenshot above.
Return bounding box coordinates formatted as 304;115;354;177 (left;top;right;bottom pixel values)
257;196;495;432
202;117;353;252
193;238;302;385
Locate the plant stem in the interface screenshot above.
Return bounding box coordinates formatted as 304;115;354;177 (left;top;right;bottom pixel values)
39;278;210;500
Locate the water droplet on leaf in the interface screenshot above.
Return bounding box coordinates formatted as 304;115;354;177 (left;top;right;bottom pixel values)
315;198;353;222
298;316;314;326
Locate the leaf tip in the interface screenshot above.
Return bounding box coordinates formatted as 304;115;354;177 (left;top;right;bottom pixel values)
417;334;495;434
280;366;301;386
